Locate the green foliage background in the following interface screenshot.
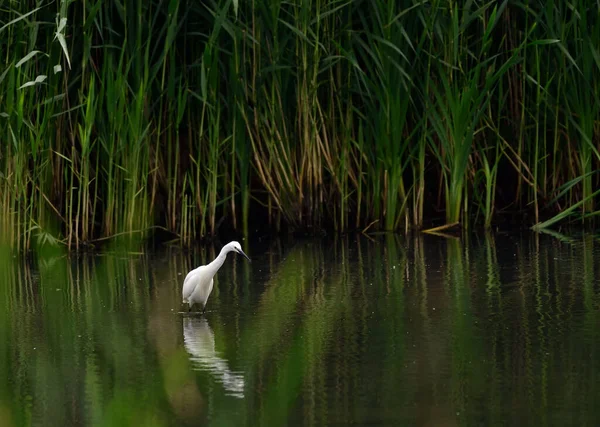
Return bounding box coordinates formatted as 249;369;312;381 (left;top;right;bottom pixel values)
1;0;599;249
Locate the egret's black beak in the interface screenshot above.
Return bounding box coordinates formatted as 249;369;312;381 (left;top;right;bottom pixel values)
237;248;251;263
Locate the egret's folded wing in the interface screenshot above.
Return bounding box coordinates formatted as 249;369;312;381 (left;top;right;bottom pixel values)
182;269;200;302
191;277;214;307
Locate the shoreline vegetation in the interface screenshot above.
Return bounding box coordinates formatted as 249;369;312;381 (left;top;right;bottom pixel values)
1;1;599;250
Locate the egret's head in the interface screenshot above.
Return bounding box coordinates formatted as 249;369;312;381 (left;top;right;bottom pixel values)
228;241;251;262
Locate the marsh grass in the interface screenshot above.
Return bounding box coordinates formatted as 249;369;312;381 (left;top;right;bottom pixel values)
2;0;600;250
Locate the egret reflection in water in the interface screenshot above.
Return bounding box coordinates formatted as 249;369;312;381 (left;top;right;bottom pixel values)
183;317;245;398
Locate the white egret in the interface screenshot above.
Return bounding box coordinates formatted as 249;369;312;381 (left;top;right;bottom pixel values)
182;241;251;313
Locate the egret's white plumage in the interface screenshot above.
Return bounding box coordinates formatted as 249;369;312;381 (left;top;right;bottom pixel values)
182;241;250;312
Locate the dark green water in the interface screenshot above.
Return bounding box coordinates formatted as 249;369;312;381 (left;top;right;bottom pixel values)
1;233;599;426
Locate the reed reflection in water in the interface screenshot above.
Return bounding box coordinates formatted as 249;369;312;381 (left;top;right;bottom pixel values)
0;232;598;426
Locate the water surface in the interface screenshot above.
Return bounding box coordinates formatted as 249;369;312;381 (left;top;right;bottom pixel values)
0;232;599;426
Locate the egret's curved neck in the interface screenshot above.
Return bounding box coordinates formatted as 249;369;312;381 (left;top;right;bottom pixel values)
206;246;229;276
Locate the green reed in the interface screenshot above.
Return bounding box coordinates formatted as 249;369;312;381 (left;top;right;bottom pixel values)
352;0;415;231
2;0;600;250
517;2;600;229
